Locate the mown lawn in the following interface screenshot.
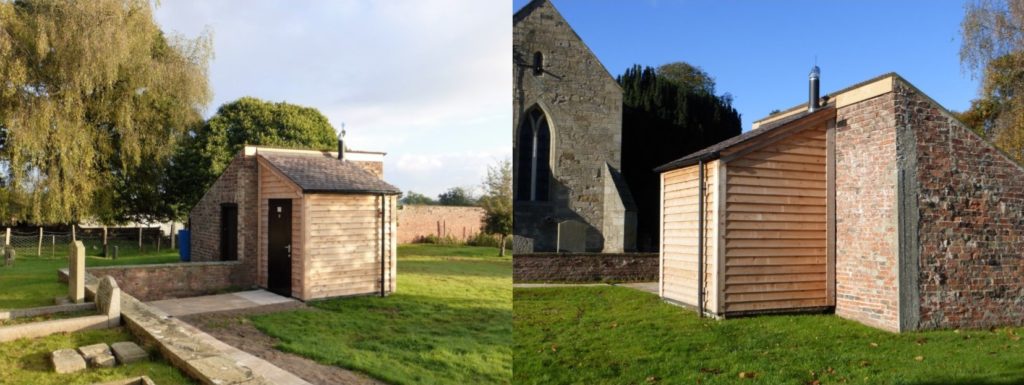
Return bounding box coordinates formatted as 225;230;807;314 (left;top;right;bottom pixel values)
0;251;180;309
0;327;194;384
250;244;511;385
514;286;1024;385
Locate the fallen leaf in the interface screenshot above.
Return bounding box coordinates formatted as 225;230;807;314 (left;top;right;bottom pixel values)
859;360;871;367
954;329;961;334
808;381;821;385
610;322;618;329
645;375;659;383
551;344;558;352
826;367;835;374
738;371;756;379
699;367;722;375
914;356;924;362
869;342;878;348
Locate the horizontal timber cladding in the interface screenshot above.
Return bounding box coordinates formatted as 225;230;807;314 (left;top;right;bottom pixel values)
303;193;396;299
721;124;828;314
660;160;718;313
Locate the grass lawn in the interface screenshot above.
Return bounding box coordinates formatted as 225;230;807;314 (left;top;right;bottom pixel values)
0;250;180;309
250;244;511;385
0;327;194;384
514;286;1024;385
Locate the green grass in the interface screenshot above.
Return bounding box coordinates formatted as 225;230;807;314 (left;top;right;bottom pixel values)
250;244;511;385
514;286;1024;385
0;327;194;384
0;250;181;310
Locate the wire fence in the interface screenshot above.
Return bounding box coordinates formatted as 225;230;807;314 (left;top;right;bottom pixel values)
4;227;177;259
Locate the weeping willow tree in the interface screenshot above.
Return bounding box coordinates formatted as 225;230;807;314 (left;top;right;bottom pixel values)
0;0;212;224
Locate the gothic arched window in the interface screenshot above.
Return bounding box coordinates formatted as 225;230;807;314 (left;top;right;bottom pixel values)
516;107;550;201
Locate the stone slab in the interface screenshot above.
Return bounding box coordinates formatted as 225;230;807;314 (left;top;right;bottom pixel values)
110;341;147;364
89;376;156;385
78;343;111;361
52;348;87;373
0;315;110;343
147;290;297;317
91;352;116;368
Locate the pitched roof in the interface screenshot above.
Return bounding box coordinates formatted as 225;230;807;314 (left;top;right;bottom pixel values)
654;107;835;173
258;152;400;195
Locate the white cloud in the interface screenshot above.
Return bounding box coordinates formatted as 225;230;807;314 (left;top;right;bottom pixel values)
153;0;510;197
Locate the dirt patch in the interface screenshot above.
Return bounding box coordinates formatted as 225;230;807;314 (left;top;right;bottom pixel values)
177;302;387;385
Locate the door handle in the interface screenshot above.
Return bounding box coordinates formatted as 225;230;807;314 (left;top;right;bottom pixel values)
285;244;291;257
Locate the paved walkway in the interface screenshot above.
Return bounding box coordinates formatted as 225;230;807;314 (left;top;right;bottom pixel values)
513;282;659;294
148;290;297;317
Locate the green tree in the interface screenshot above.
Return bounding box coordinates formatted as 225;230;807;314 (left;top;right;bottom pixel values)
480;159;512;256
959;0;1024;163
618;64;741;251
0;0;212;224
400;191;437;206
438;187;478;206
164;97;339;218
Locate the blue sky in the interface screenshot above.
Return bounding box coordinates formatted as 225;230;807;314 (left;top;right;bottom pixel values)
154;1;510;198
513;0;980;129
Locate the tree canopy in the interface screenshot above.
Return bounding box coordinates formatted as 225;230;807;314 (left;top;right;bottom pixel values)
479;159;512;256
618;63;741;251
438;187;478;206
958;0;1024;163
163;97;339;220
400;191;437;206
0;0;212;224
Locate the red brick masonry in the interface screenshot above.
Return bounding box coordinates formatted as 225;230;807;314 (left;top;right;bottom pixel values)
398;205;485;244
514;253;658;282
86;262;253;301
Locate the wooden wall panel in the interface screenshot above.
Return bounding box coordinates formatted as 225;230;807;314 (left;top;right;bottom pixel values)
723;125;828;314
303;194;396;299
660;160;718;313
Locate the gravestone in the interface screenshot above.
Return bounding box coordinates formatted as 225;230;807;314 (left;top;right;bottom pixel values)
557;220;587;253
110;341;147;364
96;276;121;327
3;245;14;267
68;241;85;303
78;343;115;368
51;348;86;373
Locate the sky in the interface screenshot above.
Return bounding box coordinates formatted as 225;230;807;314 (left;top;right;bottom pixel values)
512;0;980;130
153;1;510;198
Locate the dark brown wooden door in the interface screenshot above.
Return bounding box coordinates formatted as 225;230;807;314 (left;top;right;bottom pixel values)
220;204;238;261
267;199;292;296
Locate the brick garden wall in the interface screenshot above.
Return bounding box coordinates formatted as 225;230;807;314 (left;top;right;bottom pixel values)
835;90;902;332
87;262;252;301
513;253;658;282
397;205;485;244
900;80;1024;330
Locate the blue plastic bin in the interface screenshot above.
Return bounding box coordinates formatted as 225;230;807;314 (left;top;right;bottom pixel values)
178;230;191;262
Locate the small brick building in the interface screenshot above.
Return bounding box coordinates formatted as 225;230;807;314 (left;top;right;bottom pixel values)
658;72;1024;332
189;144;400;301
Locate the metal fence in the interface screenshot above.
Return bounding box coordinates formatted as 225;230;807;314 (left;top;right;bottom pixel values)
4;227;177;259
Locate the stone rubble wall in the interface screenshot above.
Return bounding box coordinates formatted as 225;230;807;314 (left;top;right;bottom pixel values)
397;205;485;244
899;80;1024;330
513;253;658;283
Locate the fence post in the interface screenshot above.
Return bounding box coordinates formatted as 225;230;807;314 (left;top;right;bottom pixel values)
71;225;76;242
5;227;9;246
51;235;55;258
170;222;176;249
156;227;161;253
138;227;142;253
37;227;42;256
102;226;108;258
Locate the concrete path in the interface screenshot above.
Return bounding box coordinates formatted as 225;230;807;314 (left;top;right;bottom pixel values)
514;282;659;294
148;290;297;317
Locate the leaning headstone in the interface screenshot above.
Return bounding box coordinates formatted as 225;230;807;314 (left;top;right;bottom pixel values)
68;241;85;304
3;245;14;267
96;276;121;327
91;352;116;368
110;341;147;364
51;348;87;373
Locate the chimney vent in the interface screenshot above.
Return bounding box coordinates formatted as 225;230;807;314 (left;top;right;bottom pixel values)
809;65;820;112
338;125;347;160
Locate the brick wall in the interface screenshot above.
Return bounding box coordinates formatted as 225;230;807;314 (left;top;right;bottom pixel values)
900;81;1024;330
397;205;485;244
188;154;258;286
352;160;383;179
513;253;658;282
835;90;902;332
87;262;252;301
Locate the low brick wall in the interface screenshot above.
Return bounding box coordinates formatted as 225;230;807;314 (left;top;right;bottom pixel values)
513;253;658;283
398;205;485;244
86;262;253;301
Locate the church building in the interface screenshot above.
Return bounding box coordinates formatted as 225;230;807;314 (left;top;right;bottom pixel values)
512;0;636;253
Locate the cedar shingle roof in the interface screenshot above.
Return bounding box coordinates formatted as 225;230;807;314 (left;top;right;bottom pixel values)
258;152;400;195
